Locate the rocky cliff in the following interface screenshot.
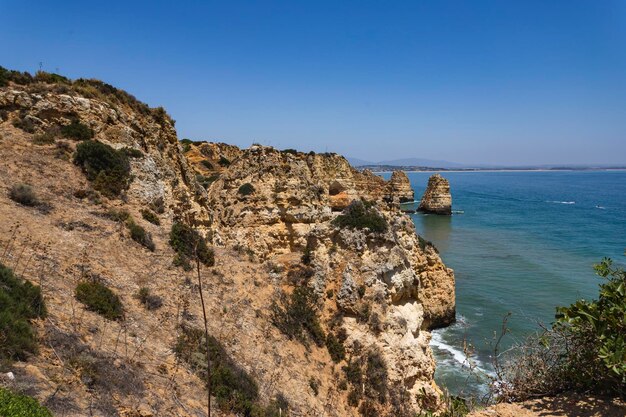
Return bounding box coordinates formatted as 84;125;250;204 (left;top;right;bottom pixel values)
0;72;454;416
418;173;452;215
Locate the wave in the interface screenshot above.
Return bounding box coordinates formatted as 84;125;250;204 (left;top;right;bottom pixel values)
452;210;465;214
431;316;495;377
546;200;575;204
595;205;606;210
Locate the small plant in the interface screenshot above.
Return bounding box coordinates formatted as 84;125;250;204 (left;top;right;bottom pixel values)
174;326;260;414
218;156;231;167
103;207;130;223
271;286;325;347
326;332;346;363
9;184;40;207
127;219;155;251
74;140;131;197
332;200;387;233
0;263;47;363
75;280;123;320
282;148;298;155
169;222;214;268
12;116;36;133
61;120;94;141
33;126;60;144
135;287;163;310
196;173;220;189
238;182;255;196
309;377;320;396
200;159;214;169
0;388;53;417
140;208;160;225
121;147;143;158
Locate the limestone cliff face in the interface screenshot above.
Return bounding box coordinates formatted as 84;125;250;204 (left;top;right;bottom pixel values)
202;145;456;411
418;173;452;215
0;77;455;416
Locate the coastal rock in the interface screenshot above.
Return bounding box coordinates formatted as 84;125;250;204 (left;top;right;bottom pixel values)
389;170;415;203
418;173;452;215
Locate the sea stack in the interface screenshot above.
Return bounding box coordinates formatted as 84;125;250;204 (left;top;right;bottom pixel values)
418;173;452;215
389;170;414;203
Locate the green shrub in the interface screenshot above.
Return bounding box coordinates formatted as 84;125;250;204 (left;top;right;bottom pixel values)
60;120;93;141
33;126;60;144
0;263;46;363
200;159;214;169
174;326;260;415
0;66;34;86
35;71;71;85
127;219;155;251
135;287;163;310
169;222;214;268
332;200;387;233
0;388;52;417
103;207;130;223
341;349;389;410
121;147;143;158
326;332;346;363
271;286;325;347
281;149;298;155
498;258;626;400
238;183;255;196
75;280;123;320
74;140;131;197
140;208;160;225
218;156;231;167
9;184;40;207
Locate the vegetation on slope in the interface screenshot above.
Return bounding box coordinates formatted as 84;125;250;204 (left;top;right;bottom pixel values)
0;66;173;124
169;222;214;270
0;388;52;417
174;326;289;416
332;200;387;233
75;280;123;320
0;263;46;363
497;258;626;400
74;140;131;197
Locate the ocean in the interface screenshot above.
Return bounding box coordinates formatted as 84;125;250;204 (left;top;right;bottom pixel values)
382;170;626;397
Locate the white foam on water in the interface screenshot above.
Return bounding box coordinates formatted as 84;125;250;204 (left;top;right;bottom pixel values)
431;331;471;367
431;315;496;378
595;205;606;210
546;200;575;204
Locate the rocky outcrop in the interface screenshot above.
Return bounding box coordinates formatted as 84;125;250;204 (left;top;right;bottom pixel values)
389;170;414;203
0;85;210;226
418;173;452;215
201;144;456;412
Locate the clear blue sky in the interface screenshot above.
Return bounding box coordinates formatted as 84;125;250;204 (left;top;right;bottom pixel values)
1;1;625;165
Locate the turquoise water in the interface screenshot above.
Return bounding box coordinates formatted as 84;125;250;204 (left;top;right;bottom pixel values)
383;171;626;397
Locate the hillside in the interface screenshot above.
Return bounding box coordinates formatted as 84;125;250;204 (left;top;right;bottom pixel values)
0;71;455;416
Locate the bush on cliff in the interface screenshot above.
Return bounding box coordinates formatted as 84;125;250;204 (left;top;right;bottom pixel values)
60;120;93;141
75;280;123;320
0;263;47;363
174;326;260;415
238;183;255;196
0;388;53;417
498;258;626;400
169;222;214;269
74;140;131;197
332;200;387;233
127;219;155;251
271;286;325;347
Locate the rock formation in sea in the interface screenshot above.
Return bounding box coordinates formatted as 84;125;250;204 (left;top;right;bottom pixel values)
0;71;455;416
418;173;452;215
